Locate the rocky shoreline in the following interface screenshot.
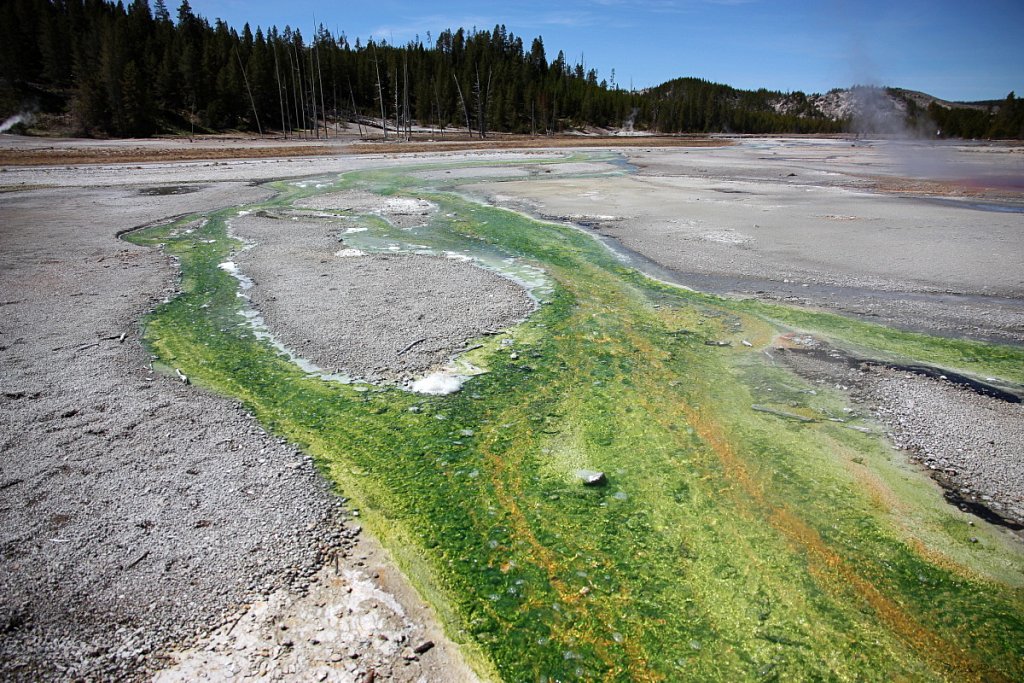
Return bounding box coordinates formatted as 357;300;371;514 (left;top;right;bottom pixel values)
778;343;1024;533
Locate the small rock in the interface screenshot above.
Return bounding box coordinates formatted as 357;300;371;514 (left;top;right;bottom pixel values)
575;470;607;487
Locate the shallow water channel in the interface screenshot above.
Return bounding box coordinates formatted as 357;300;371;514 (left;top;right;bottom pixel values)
127;154;1024;682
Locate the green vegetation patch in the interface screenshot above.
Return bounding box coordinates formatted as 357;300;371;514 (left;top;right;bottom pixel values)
126;158;1024;682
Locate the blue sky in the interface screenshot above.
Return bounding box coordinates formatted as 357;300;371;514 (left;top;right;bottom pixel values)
184;0;1023;101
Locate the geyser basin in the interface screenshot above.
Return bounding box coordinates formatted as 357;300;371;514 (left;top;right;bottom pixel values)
126;154;1024;682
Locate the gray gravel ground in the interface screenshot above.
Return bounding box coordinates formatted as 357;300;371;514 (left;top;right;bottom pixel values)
0;181;435;681
154;525;476;683
469;140;1024;344
1;139;1021;680
779;347;1024;530
230;213;536;383
294;190;438;229
867;370;1024;525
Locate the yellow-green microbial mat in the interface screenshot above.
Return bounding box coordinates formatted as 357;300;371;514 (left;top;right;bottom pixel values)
126;156;1024;682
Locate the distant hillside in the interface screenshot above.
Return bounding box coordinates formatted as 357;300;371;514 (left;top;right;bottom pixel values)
1;0;1020;139
790;86;1022;138
637;78;841;134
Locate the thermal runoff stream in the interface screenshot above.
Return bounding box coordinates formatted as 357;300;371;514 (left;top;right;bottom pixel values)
126;155;1024;682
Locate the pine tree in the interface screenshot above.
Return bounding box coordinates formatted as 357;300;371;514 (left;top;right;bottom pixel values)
154;0;171;24
120;60;154;136
1;0;965;139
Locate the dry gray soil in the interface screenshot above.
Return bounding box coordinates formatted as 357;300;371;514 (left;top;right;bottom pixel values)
1;136;1022;680
777;342;1024;530
229;210;536;384
0;179;474;681
473;139;1024;344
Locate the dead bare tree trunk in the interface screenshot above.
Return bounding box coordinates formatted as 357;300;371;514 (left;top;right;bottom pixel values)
283;44;298;137
473;66;491;139
272;42;288;138
313;25;328;139
331;63;338;137
235;46;263;137
453;74;471;139
307;40;319;139
403;56;410;141
393;68;399;142
372;45;386;140
290;42;307;139
474;67;483;139
434;80;444;138
348;77;364;138
402;57;408;141
335;24;342;137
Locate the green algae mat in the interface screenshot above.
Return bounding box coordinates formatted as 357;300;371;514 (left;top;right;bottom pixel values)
125;155;1024;682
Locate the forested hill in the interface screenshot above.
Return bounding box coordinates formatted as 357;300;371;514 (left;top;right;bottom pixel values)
1;0;1020;139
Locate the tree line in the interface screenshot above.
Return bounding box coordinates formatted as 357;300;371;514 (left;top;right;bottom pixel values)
0;0;840;137
922;94;1023;139
1;0;1019;139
